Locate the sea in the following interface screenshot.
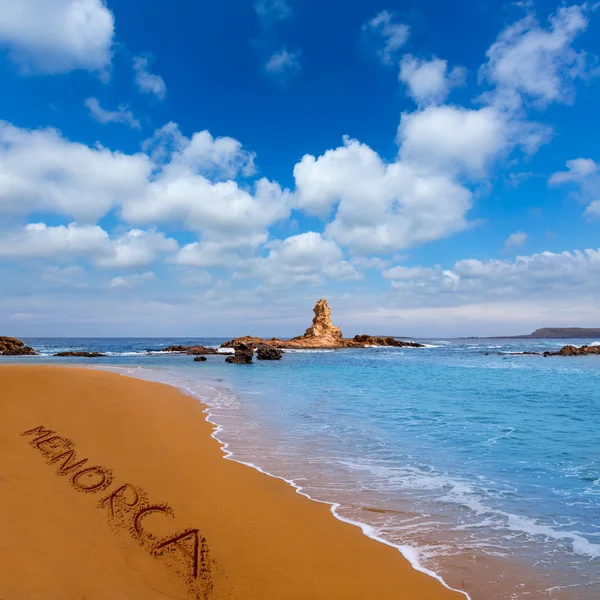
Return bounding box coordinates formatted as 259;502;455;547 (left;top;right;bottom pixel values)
4;336;600;600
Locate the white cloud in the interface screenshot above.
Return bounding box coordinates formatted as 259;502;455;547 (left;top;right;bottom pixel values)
362;10;410;65
254;0;291;27
177;269;212;287
85;97;141;129
0;121;152;222
293;96;551;255
399;55;466;106
0;120;288;249
294;136;472;254
109;272;156;289
42;265;87;286
549;157;598;184
0;0;114;74
143;122;256;179
351;256;392;270
0;223;178;268
133;55;167;100
95;229;178;268
0;222;108;258
549;158;600;216
397;104;550;178
124;176;290;242
479;4;592;108
264;48;301;79
504;230;527;248
173;234;268;269
383;248;600;307
251;232;362;286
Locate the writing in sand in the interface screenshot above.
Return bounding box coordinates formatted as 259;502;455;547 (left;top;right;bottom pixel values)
20;425;213;599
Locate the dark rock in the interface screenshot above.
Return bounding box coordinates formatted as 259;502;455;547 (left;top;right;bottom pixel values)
54;351;106;357
193;356;207;362
221;336;263;349
186;346;219;355
256;345;283;360
544;344;600;357
351;335;425;348
0;336;37;356
225;341;253;364
160;345;219;355
161;345;189;352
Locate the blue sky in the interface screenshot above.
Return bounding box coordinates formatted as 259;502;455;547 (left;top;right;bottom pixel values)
1;0;600;337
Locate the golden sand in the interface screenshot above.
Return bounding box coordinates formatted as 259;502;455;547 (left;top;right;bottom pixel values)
0;366;463;599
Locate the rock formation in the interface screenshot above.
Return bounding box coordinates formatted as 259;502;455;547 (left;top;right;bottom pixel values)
297;298;343;343
256;346;283;360
350;335;424;348
543;344;600;357
225;341;254;364
0;337;37;356
160;345;219;355
193;356;207;362
221;299;425;350
54;351;106;358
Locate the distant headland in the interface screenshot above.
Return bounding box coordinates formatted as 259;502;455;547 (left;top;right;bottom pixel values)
492;327;600;339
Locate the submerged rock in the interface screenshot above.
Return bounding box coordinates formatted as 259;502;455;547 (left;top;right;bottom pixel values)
225;341;253;364
0;336;37;356
256;346;283;360
54;351;106;357
193;356;207;362
544;344;600;357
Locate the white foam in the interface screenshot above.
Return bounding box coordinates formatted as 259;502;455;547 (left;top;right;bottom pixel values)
339;458;600;560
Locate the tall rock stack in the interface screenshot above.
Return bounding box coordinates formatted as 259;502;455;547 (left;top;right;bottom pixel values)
293;299;344;346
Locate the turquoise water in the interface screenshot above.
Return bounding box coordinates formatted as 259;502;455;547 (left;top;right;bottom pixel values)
6;337;600;599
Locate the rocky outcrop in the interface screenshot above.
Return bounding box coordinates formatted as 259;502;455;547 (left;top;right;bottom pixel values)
256;346;283;360
221;299;425;350
225;341;253;364
221;336;265;350
544;344;600;357
350;335;424;348
193;356;207;362
54;351;106;357
0;337;37;356
160;345;219;355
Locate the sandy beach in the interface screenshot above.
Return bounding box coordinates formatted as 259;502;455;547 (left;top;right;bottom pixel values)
0;365;462;600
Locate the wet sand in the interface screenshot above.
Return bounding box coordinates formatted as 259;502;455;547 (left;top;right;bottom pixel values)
0;365;464;599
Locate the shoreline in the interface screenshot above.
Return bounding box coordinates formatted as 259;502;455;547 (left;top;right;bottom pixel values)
96;363;470;598
1;365;465;600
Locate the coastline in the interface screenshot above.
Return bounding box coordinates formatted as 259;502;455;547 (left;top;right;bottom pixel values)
0;365;464;600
